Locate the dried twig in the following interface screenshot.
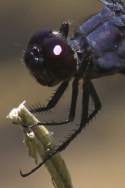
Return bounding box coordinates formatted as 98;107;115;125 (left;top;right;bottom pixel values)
7;101;73;188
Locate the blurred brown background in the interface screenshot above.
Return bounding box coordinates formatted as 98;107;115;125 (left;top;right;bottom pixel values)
0;0;125;187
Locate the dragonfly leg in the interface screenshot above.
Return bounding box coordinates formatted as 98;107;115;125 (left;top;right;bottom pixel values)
35;78;79;126
87;82;102;121
20;80;89;177
20;81;102;177
30;81;69;114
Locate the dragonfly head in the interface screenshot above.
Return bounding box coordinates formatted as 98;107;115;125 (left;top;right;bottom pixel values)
24;29;77;86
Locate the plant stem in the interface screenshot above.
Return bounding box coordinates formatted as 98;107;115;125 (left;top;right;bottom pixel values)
7;101;73;188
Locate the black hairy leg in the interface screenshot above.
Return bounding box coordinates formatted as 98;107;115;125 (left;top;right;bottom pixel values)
20;80;101;177
36;78;79;126
30;81;69;114
87;81;102;121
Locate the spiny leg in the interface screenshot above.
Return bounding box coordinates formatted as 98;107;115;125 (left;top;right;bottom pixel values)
30;81;69;114
87;82;102;121
41;80;102;126
20;80;90;177
20;81;101;177
36;78;79;126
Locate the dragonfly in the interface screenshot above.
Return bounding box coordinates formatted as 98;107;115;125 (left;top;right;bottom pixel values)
22;0;125;177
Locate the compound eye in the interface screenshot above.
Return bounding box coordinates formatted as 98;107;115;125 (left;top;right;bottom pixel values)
53;45;62;56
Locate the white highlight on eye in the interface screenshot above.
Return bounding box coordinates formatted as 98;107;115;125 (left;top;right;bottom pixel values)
53;45;62;56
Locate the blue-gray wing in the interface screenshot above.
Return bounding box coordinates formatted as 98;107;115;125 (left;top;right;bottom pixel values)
77;0;125;72
100;0;125;14
77;0;125;36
